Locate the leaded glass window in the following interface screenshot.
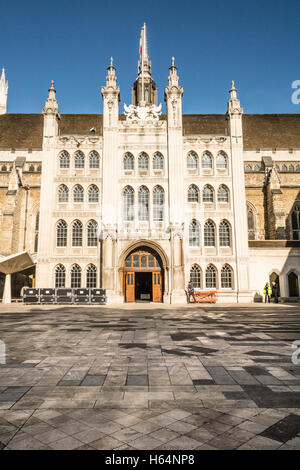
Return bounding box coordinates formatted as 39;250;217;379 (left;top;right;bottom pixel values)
56;220;67;247
138;186;149;221
204;221;215;246
206;265;217;288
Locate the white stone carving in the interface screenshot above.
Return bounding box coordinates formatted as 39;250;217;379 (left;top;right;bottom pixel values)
124;103;162;121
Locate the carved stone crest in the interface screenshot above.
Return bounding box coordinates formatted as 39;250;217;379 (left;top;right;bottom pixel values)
124;103;162;121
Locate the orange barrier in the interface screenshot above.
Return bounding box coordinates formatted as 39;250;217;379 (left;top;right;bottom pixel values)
187;289;217;303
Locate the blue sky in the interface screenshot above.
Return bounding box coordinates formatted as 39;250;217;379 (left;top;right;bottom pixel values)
1;0;299;114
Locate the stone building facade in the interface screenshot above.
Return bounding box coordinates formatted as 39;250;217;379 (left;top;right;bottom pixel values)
0;26;300;303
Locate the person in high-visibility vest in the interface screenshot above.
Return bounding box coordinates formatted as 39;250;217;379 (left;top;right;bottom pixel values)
263;282;272;303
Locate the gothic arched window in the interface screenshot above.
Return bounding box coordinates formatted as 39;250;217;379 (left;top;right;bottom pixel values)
89;151;100;169
190;265;201;288
56;220;67;247
206;265;217;288
34;212;40;252
203;185;214;203
55;264;66;288
187;152;198;169
291;204;300;240
71;264;81;288
72;220;83;247
88;185;99;203
217;185;229;203
1;165;7;172
289;164;295;172
153;186;164;221
138;153;149;170
219;220;231;247
138;186;149;221
204;221;215;247
221;265;233;288
74;151;85;169
58;185;69;203
87;220;98;247
202;152;212;169
216;152;227;169
123;186;134;221
188;185;199;203
73;185;84;203
59;151;70;169
124;153;134;170
254;164;261;172
153;153;164;170
245;165;252;172
86;264;97;288
247;205;256;240
296;165;300;172
282;164;287;172
189;220;200;247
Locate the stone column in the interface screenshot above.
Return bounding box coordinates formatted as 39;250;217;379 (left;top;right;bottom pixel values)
2;274;11;303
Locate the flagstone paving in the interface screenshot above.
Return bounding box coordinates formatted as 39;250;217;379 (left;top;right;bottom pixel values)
0;303;300;449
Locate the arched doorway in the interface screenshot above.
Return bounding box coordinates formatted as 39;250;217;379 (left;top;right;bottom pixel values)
269;272;281;298
288;272;299;297
123;247;164;302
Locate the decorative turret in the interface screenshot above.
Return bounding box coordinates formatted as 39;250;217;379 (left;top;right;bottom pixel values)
227;80;243;115
131;23;158;106
164;57;183;128
0;68;8;114
42;80;60;140
101;57;120;128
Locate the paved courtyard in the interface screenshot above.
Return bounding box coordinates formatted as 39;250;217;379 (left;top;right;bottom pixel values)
0;303;300;450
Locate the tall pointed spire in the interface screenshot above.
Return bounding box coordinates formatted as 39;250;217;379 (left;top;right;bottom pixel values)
132;24;157;106
227;80;242;114
43;80;58;113
0;68;8;114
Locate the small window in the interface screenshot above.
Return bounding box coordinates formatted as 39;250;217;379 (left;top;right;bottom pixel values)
189;220;200;247
206;265;217;288
203;185;214;203
221;265;232;288
88;185;99;203
216;152;227;169
86;264;97;288
190;265;201;288
282;164;287;172
55;264;66;288
87;220;98;247
138;186;149;221
188;185;199;203
59;151;70;169
153;186;164;221
124;153;134;170
204;221;215;247
289;164;295;172
71;264;81;288
123;186;134;221
245;165;252;172
153;153;163;170
72;220;83;247
138;153;149;170
58;185;69;203
219;221;231;247
187;152;197;169
75;151;85;169
217;186;229;203
73;185;84;203
89;151;99;169
56;220;67;247
202;152;212;169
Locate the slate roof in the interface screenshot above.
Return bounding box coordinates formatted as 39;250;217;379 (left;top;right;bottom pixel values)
1;112;300;150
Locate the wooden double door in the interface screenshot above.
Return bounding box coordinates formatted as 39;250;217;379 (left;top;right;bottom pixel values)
124;249;162;303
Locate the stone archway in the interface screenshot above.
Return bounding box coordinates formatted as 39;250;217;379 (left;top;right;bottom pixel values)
118;240;169;303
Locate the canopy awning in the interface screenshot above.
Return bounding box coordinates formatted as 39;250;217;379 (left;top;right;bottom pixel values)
0;251;35;274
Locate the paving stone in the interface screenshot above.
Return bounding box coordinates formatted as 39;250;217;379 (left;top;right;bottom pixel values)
1;304;300;449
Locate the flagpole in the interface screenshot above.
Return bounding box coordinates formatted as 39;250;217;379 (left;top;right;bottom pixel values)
141;24;144;106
